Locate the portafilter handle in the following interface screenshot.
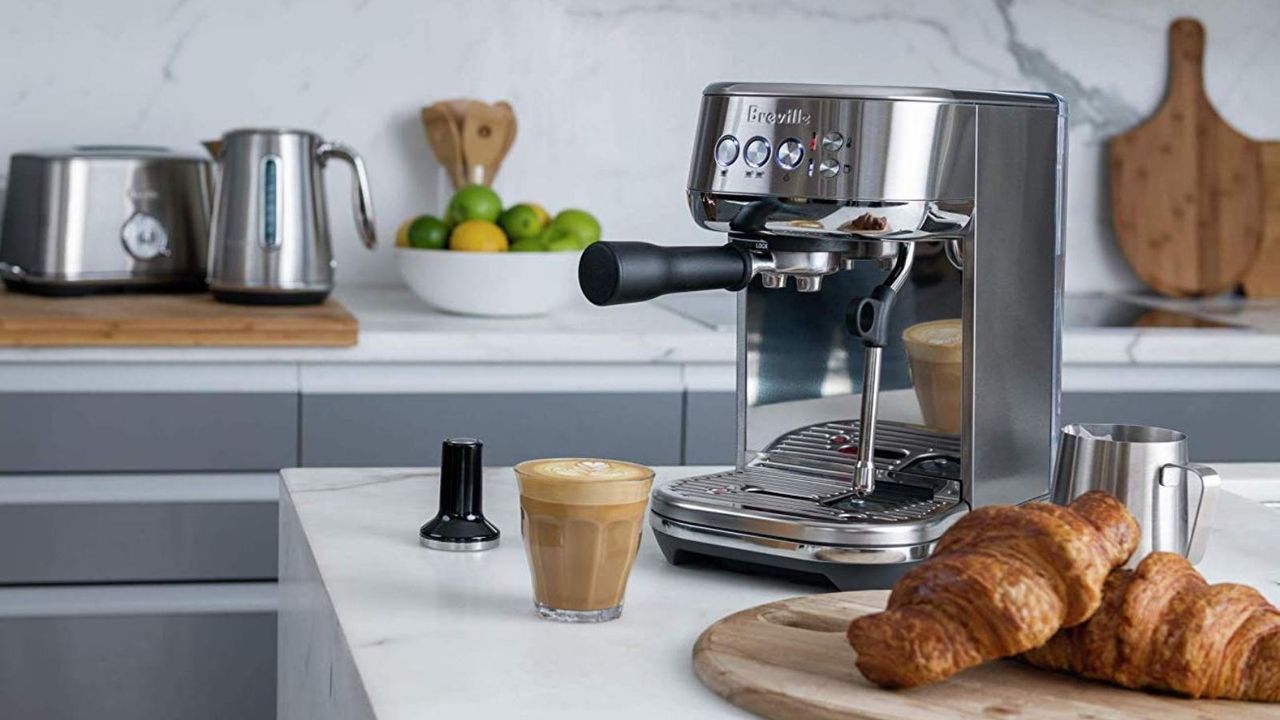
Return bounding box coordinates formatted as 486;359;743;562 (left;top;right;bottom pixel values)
579;241;755;306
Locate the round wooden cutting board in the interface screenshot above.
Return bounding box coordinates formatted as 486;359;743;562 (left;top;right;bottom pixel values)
693;590;1275;720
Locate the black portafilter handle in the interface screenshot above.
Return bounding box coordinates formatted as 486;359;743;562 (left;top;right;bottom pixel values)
578;241;754;306
419;438;500;551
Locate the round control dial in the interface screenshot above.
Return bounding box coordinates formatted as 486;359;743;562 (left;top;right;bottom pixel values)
776;138;804;170
819;158;841;178
714;135;739;167
743;137;771;168
120;212;169;260
821;132;845;152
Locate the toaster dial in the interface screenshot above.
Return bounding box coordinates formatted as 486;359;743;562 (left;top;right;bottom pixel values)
121;212;170;261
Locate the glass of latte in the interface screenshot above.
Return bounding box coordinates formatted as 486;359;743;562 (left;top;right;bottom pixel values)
902;318;963;435
514;458;654;623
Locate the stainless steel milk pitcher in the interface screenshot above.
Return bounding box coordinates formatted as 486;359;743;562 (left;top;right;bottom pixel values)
1052;423;1220;565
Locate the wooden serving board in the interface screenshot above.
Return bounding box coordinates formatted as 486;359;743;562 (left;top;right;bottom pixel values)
1110;18;1264;297
1242;142;1280;297
0;291;357;347
693;590;1273;720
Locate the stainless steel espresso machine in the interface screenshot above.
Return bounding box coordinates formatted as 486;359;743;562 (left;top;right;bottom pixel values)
579;83;1067;589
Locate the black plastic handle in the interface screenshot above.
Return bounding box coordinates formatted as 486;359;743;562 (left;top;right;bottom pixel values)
578;241;753;306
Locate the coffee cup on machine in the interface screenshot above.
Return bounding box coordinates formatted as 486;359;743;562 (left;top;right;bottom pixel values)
902;319;963;435
1051;423;1220;565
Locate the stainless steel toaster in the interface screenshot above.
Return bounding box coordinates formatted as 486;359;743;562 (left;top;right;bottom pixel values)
0;145;213;295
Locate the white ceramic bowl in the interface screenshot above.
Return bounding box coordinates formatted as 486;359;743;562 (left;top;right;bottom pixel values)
396;247;583;317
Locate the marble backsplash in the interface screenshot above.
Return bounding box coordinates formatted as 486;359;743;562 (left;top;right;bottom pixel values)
1;0;1277;291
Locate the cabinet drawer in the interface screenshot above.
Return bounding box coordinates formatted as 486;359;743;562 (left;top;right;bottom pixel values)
0;393;298;472
683;391;737;464
0;474;278;584
301;392;684;466
0;583;275;720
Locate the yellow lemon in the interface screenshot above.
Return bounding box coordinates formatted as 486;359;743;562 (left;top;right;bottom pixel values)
449;220;509;252
395;218;414;247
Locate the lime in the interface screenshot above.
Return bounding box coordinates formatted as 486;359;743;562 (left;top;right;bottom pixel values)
541;226;583;252
394;218;414;247
446;185;503;224
550;209;601;246
405;215;449;250
449;220;509;252
499;204;547;241
509;237;546;252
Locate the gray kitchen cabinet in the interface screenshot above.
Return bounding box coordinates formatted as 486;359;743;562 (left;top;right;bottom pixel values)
0;393;298;473
300;392;686;466
0;583;275;720
0;474;278;585
683;391;737;464
1061;391;1280;461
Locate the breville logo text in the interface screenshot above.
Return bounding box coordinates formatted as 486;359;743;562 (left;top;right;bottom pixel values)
745;105;811;125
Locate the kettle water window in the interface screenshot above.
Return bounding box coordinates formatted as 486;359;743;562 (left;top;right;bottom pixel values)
259;155;281;249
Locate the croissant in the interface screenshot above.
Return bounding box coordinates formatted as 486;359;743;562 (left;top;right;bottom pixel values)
846;490;1139;688
1023;552;1280;701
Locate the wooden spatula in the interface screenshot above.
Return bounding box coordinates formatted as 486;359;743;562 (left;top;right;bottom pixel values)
1242;143;1280;297
1110;18;1264;297
420;103;467;190
459;101;515;186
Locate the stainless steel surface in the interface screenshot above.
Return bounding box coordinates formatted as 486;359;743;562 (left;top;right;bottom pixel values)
652;419;964;547
1052;423;1220;565
851;347;883;495
419;536;500;552
0;145;212;289
650;82;1065;581
206;128;376;299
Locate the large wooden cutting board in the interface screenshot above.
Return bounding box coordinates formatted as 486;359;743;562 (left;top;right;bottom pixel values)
693;590;1273;719
0;291;357;346
1110;18;1264;297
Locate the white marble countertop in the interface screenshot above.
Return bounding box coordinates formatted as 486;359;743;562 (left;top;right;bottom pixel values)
277;465;1280;720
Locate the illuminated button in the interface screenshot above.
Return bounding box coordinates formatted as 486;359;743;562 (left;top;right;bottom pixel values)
743;137;771;168
776;138;803;170
821;132;845;152
714;135;739;167
819;158;840;178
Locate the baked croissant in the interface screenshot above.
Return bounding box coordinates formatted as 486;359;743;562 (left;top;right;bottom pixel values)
846;491;1139;688
1023;552;1280;701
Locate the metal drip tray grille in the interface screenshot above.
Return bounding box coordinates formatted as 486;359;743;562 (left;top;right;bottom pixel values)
758;419;962;481
668;467;957;523
658;420;962;527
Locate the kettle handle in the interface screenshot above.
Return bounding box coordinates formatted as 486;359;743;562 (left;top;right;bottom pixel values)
317;141;376;249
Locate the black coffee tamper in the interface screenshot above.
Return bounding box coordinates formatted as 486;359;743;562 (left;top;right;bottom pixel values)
419;438;501;551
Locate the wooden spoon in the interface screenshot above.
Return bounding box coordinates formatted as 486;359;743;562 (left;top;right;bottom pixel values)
459;101;514;186
1110;18;1264;297
420;103;467;190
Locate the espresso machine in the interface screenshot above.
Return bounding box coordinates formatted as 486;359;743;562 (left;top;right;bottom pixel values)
579;83;1067;589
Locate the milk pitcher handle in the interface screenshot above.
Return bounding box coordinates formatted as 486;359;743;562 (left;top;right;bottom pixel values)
1160;462;1221;564
317;141;377;250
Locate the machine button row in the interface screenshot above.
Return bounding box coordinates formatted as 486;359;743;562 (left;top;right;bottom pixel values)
715;133;844;173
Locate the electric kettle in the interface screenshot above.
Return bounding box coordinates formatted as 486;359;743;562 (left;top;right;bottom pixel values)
205;128;375;304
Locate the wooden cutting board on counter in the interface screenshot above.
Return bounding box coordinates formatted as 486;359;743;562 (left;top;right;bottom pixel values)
1242;142;1280;297
694;591;1271;719
1110;18;1264;297
0;291;357;346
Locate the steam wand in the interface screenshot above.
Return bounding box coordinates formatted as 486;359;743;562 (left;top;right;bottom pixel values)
846;243;916;496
